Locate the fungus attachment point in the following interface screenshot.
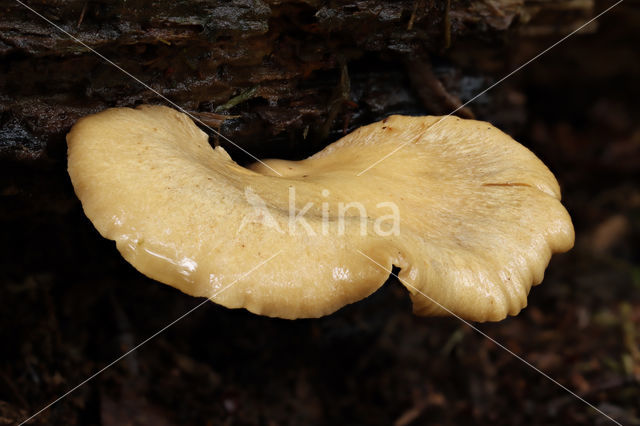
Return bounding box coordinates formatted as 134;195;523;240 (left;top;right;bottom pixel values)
67;105;574;321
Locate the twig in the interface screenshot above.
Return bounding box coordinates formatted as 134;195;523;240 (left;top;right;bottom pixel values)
77;2;88;29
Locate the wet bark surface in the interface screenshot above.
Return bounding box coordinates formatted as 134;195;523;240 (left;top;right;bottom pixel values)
1;0;639;425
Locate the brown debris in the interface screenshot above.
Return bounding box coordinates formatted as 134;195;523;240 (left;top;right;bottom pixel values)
405;58;475;119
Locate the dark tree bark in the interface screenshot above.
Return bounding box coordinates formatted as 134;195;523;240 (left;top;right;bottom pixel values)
2;0;625;217
0;0;600;160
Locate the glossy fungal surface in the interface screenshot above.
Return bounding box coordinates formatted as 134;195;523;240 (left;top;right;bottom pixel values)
67;105;574;321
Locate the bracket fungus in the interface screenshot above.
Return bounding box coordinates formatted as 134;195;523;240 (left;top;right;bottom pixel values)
67;105;574;321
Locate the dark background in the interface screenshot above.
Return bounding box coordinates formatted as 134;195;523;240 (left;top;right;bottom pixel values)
1;0;639;424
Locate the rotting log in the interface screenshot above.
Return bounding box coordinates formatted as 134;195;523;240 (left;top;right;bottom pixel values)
1;0;635;220
1;0;596;158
